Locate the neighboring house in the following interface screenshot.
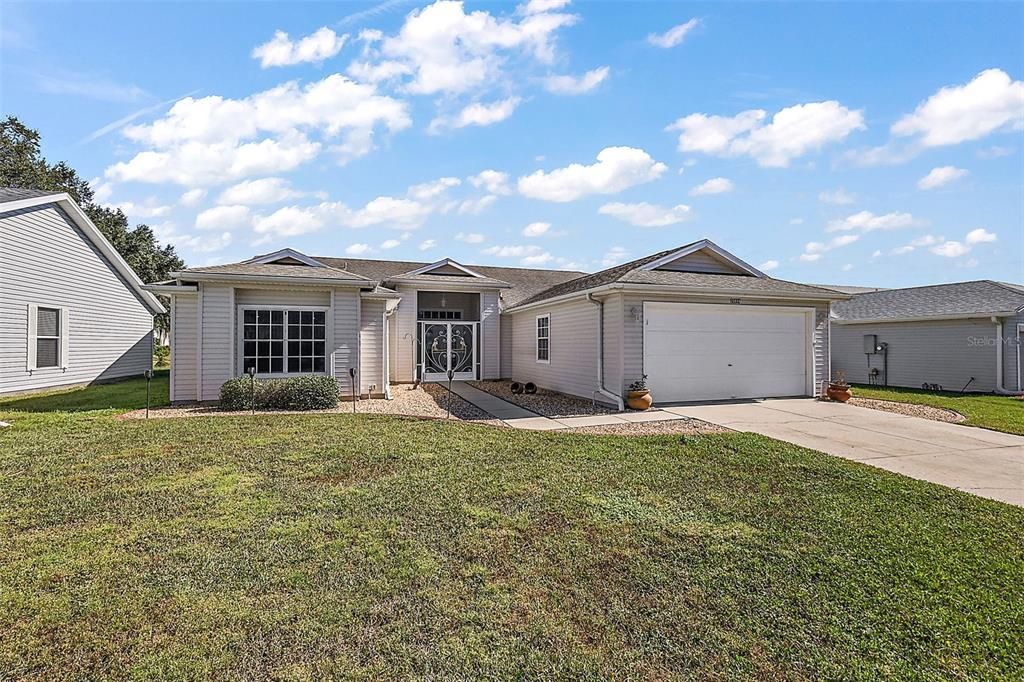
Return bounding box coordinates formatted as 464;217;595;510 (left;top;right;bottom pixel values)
149;240;845;406
0;189;165;395
830;281;1024;393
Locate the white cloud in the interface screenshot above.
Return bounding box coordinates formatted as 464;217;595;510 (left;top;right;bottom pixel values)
364;0;578;97
153;222;232;254
195;205;251;231
910;234;940;247
468;169;512;194
407;176;460;201
345;243;373;255
965;227;997;245
800;234;859;262
90;178;115;204
799;253;822;262
456;231;485;243
890;245;915;256
758;259;779;272
790;217;804;225
891;69;1024;147
518;146;667;202
349;196;434;228
457;195;498;214
419;238;437;251
689;177;733;196
107;74;410;185
818;188;856;205
667;101;865;167
522;221;551;236
543;66;609;95
179;188;206;206
521;0;571;14
251;193;434;242
482;244;544;258
380;238;401;249
252;27;348;68
929;228;997;258
647;18;699;48
917;165;968;190
978;145;1014;159
521;251;554;266
598;201;692;227
826;210;916;233
217;177;316;205
112;198;172;219
841;263;853;272
600;246;629;268
429;97;521;133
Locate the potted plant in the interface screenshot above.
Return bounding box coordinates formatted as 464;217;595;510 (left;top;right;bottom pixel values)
826;371;853;403
626;375;653;410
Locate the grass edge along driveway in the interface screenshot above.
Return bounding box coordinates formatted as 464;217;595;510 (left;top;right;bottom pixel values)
0;376;1022;679
852;383;1024;435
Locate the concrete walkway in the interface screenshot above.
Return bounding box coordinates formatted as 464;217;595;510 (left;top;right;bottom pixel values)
448;382;687;431
663;399;1024;507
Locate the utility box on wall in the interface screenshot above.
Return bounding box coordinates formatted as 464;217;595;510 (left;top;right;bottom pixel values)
863;334;878;354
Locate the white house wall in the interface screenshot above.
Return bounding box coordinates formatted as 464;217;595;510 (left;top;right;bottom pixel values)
170;294;198;402
830;318;999;392
0;204;154;395
199;284;233;401
480;290;500;379
360;298;385;397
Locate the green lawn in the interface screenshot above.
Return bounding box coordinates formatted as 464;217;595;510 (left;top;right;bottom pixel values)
1;378;1022;679
852;383;1024;435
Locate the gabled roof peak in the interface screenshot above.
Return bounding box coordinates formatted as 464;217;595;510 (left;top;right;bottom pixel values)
246;248;325;268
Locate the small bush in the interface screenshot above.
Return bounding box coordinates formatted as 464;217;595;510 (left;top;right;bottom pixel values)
219;375;339;411
153;345;170;369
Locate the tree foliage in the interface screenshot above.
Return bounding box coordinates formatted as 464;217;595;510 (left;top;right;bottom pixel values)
0;116;185;334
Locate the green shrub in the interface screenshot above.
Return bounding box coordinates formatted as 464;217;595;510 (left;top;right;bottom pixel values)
153;345;170;369
218;375;339;411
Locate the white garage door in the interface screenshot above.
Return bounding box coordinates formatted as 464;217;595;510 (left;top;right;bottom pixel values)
643;302;811;403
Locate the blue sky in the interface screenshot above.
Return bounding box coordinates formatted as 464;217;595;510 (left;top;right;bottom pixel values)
3;0;1022;285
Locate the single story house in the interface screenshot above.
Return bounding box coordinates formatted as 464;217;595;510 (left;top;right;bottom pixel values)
149;240;846;407
0;188;165;395
830;280;1024;394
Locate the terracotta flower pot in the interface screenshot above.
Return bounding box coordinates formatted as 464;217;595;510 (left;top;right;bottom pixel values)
626;389;653;410
827;384;852;402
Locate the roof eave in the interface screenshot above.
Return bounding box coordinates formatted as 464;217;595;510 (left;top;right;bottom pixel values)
143;283;198;294
833;311;1019;325
170;271;371;287
385;276;512;289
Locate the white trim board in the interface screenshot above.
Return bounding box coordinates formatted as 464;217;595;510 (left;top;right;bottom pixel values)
640;239;767;278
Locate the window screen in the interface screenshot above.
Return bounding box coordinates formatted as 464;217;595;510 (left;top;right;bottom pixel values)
36;307;61;368
242;309;325;375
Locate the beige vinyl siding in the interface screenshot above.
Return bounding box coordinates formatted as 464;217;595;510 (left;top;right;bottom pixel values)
831;318;1000;393
360;299;385;396
620;293;829;397
480;290;500;379
170;294;198;402
499;313;513;378
391;286;417;382
234;287;330;307
332;288;360;396
0;204;154;395
655;250;745;274
198;284;233;400
1006;312;1024;391
602;293;624;398
507;298;599;400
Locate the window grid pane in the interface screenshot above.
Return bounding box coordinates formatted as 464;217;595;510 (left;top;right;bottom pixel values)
244;309;326;375
37;308;60;337
36;338;59;367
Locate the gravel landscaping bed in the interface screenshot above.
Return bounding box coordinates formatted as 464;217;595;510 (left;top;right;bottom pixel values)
469;380;616;418
563;418;730;436
119;384;502;426
848;397;967;423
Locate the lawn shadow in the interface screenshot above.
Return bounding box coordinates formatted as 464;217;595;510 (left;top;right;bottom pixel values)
0;371;169;413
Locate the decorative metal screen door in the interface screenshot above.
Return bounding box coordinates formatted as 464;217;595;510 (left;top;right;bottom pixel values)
421;322;477;381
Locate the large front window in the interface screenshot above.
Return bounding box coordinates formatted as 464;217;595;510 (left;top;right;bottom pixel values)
242;308;326;375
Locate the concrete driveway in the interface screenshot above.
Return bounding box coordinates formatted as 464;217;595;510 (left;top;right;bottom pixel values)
663;399;1024;507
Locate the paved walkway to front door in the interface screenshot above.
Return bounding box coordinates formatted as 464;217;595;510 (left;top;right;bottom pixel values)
448;382;688;431
662;399;1024;507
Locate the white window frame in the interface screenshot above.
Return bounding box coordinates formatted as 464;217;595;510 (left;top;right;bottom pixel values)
26;303;68;372
418;309;463;321
535;313;550;364
236;304;332;378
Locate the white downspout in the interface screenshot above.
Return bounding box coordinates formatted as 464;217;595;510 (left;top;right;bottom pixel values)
994;317;1024;396
586;292;624;410
384;301;397;399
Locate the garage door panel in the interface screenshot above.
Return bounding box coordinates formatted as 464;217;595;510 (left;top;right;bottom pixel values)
643;303;810;403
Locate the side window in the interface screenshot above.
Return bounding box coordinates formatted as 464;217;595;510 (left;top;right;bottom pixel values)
28;305;66;370
536;314;550;363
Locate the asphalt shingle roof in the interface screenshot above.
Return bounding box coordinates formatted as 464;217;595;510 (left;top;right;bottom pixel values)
832;280;1024;321
177;262;371;281
506;243;842;309
0;187;64;204
316;257;585;307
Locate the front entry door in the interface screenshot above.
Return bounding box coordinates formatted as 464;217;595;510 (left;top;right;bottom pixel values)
421;322;477;382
